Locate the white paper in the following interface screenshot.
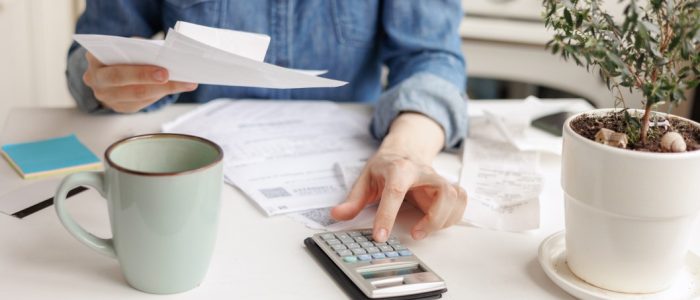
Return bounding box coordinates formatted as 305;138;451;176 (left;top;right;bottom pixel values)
460;119;543;232
74;21;346;89
163;99;377;216
476;96;593;155
0;179;61;216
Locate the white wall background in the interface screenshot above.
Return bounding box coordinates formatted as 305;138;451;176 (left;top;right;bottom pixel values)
0;0;81;127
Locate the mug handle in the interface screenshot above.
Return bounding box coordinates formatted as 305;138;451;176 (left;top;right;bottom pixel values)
54;172;116;258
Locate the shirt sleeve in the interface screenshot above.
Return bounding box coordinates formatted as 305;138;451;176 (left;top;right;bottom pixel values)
373;0;468;149
65;0;178;113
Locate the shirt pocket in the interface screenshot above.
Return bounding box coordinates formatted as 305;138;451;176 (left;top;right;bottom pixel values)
331;0;380;48
163;0;221;27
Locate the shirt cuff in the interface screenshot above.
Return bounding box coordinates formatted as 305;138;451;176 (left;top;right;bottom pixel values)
66;46;109;113
371;72;468;150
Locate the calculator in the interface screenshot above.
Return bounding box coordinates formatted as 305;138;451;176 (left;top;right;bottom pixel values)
304;229;447;299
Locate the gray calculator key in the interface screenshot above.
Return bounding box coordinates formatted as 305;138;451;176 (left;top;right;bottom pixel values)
346;242;361;249
387;239;400;245
348;231;362;237
354;236;369;242
352;248;367;255
326;239;341;246
358;254;372;261
366;247;380;254
379;245;394;252
359;241;374;248
332;244;347;251
392;244;406;251
321;233;336;240
373;241;387;246
339;236;354;243
361;230;373;236
337;249;352;257
335;233;350;239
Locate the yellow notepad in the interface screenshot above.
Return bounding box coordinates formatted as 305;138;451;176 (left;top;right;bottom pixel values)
1;134;102;179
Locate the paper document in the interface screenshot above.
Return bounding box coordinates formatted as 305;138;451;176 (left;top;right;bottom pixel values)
459;111;543;231
475;96;592;155
163;99;377;216
74;21;346;89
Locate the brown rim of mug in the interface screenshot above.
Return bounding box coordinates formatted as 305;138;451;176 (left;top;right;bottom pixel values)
104;133;223;177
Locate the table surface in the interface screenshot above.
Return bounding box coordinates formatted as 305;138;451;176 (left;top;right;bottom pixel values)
0;102;697;299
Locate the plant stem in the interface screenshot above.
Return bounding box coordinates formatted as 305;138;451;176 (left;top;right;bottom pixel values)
640;103;653;145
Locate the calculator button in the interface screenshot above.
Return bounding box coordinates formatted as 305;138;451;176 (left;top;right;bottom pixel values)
326;239;341;246
343;256;357;263
339;236;354;243
331;244;347;251
348;231;362;237
398;250;413;256
358;254;372;261
345;242;361;249
378;245;393;252
337;249;352;257
373;242;387;246
361;230;373;236
366;247;380;254
360;241;374;248
353;236;369;243
371;253;386;259
335;233;350;239
321;233;336;240
387;239;400;245
385;251;399;258
392;244;406;251
352;248;367;255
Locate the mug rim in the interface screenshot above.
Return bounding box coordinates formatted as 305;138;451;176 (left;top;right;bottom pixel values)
104;133;223;177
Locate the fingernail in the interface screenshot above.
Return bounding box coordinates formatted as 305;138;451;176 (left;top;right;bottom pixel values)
414;230;426;240
152;70;166;82
375;228;387;242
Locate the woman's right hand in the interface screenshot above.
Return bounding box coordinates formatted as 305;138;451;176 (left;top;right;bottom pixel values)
82;51;198;113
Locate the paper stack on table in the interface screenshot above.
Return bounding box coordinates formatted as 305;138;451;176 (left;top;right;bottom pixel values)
163;99;377;216
74;21;346;89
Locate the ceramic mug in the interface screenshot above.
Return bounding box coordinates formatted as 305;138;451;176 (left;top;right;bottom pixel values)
54;133;224;294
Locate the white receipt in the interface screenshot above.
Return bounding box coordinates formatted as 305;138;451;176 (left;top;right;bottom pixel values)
74;21;346;89
460;119;543;232
163;99;377;216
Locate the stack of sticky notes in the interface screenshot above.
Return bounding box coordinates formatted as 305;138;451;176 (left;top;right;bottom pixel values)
1;134;101;179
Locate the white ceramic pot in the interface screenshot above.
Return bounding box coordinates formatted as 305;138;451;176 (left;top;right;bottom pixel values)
561;109;700;293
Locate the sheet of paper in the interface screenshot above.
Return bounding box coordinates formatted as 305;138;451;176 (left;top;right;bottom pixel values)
460;118;543;232
474;96;593;155
163;99;377;216
74;21;346;89
0;179;60;216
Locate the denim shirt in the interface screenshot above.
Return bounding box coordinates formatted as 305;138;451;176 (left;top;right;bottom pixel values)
67;0;468;149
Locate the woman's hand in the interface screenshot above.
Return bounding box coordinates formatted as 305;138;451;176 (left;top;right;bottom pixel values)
82;51;198;113
331;113;467;242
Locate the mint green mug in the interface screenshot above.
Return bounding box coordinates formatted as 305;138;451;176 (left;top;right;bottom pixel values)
54;133;224;294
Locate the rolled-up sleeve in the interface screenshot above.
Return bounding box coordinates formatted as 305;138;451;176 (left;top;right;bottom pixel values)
65;0;177;113
372;0;467;149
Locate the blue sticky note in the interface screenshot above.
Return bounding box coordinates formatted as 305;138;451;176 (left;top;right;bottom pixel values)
1;134;101;179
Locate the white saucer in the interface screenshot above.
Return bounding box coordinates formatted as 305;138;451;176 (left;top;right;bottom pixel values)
538;231;700;300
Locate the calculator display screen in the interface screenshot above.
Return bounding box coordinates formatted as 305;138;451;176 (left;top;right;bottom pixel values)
360;265;425;279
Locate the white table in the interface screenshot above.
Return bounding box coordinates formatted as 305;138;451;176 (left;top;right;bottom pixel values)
0;103;697;299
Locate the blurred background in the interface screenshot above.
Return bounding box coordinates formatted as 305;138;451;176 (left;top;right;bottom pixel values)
0;0;697;125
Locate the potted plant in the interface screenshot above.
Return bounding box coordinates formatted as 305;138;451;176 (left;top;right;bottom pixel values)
543;0;700;293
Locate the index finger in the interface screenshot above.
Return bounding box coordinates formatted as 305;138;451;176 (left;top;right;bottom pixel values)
373;175;413;242
94;65;169;87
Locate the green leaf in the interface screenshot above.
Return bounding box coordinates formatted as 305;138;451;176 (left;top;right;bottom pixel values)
576;12;584;28
564;8;573;27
